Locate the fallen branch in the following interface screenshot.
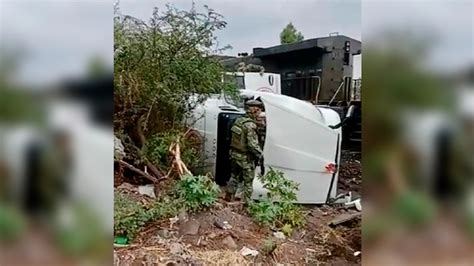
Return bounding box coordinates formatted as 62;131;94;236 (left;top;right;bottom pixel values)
165;130;196;178
117;160;164;183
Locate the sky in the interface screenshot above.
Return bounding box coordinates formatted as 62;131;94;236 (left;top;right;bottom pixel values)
118;0;362;55
1;0;472;85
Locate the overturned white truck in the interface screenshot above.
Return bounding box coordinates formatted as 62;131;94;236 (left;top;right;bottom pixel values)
190;90;353;204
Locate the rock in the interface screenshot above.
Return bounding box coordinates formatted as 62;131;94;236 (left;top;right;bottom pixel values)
239;246;259;257
178;209;188;222
207;232;217;239
214;220;232;230
114;136;125;160
222;235;238;250
273;231;286;240
138;184;156;198
169;216;179;228
179;219;200;235
157;229;171;239
169;243;184;255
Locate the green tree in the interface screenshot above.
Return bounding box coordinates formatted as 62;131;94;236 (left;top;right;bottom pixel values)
114;3;237;175
280;22;304;44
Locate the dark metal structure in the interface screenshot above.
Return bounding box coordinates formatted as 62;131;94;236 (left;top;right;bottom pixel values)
222;35;361;104
220;35;362;149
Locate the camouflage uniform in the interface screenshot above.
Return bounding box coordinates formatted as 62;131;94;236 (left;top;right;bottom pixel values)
226;101;263;202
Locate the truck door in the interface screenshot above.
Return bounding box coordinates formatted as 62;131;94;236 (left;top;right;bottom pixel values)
214;112;244;186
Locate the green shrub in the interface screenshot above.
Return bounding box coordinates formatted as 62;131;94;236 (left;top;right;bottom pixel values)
248;168;305;234
114;192;150;240
0;204;26;242
174;175;220;212
261;237;277;254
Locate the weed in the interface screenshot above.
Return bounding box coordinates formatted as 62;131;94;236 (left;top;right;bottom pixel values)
174;175;220;212
248;168;305;234
114;192;150;240
261;237;277;255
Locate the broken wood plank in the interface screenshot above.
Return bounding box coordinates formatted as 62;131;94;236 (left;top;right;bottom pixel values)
328;212;361;226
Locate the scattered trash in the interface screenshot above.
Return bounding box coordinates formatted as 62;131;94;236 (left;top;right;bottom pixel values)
114;236;128;245
214;220;232;230
179;219;200;235
222;235;238;250
138;184;156;198
354;251;361;256
328;212;361;226
239;246;259;257
273;231;286;240
345;198;362;211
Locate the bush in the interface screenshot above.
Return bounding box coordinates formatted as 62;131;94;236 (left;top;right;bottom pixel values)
174;175;220;212
248;168;305;235
114;176;220;240
0;204;26;242
114;192;150;240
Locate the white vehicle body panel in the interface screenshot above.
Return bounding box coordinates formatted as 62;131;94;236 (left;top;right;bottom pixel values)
190;90;342;203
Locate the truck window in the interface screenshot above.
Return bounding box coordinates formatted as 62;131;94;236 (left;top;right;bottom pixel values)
224;74;245;91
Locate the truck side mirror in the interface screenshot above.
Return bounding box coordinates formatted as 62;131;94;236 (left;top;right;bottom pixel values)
330;105;355;129
346;105;355;119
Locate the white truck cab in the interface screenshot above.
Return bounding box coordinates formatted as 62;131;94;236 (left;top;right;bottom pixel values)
189;90;343;204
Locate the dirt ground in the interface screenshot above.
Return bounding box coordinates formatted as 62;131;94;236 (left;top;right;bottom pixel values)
114;151;362;265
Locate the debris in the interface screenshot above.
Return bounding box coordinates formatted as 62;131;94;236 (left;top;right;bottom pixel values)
117;159;160;183
200;240;208;247
114;236;128;245
328;212;361;226
214;220;232;230
138;184;156;198
239;246;259;257
179;219;200;235
273;231;286;240
169;216;179;228
354;251;361;256
222;235;238;250
157;229;171;239
345;198;362;211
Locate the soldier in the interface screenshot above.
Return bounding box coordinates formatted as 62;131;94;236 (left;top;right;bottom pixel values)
225;99;263;203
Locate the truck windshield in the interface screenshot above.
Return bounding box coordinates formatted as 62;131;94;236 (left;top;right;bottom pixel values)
224;93;244;109
223;74;245;91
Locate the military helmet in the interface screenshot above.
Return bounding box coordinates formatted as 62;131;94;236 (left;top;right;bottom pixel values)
245;99;263;108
